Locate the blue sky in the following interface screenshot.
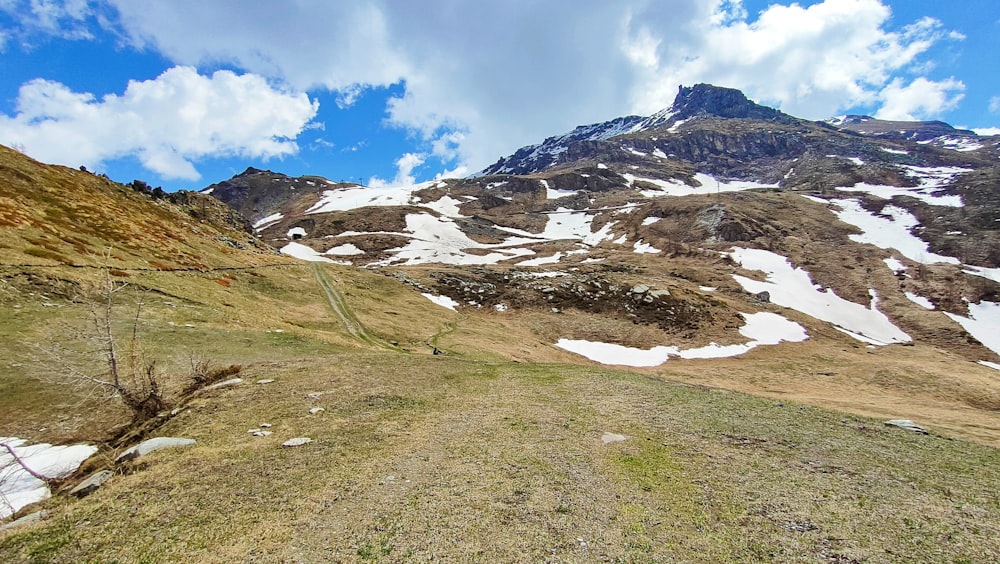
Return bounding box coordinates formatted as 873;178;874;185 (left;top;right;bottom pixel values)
1;0;997;192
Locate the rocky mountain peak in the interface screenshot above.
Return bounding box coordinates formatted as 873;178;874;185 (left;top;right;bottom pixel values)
669;83;789;122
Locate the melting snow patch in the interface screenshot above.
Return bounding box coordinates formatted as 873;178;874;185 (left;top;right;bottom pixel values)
884;257;907;275
880;147;908;155
541;179;579;200
325;243;365;256
253;213;284;230
962;265;1000;285
829;199;960;265
642;217;660;226
836;165;969;207
556;312;806;366
944;301;1000;357
979;361;1000;372
281;242;337;263
518;253;564;266
932;136;984;152
306;181;435;214
728;247;910;345
905;292;935;310
287;227;307;238
1;438;97;519
597;163;608;169
633;240;661;254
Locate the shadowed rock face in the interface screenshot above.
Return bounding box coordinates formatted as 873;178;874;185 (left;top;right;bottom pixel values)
670;83;791;123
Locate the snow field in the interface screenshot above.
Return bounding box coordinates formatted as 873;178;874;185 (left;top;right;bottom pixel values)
1;438;96;519
555;311;807;367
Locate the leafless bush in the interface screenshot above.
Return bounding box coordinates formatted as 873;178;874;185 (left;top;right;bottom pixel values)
35;256;170;423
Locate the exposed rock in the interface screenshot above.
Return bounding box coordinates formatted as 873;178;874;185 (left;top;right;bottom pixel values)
308;407;325;414
204;377;242;390
116;437;197;463
281;437;312;447
884;419;929;434
601;432;628;445
256;379;275;384
0;510;48;533
68;470;113;498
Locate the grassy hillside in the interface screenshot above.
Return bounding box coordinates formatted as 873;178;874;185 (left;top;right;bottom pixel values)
2;145;999;561
2;353;999;562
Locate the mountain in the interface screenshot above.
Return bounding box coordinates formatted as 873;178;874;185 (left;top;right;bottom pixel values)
826;114;985;150
4;86;1000;560
196;84;1000;447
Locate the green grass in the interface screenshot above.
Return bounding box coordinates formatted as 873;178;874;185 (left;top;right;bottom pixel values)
5;356;997;562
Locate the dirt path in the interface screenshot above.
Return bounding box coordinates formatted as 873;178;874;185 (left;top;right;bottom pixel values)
310;262;384;347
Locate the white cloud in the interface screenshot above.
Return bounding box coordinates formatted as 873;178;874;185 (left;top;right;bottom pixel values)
10;1;967;177
0;66;318;180
369;152;425;188
973;127;1000;136
0;0;95;45
875;77;965;121
990;96;1000;114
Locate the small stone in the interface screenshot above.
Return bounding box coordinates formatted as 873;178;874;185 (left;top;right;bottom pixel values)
631;284;649;294
601;432;628;445
282;437;312;447
309;407;325;414
307;392;322;399
256;379;275;384
68;470;113;498
884;419;929;434
248;428;261;434
260;423;272;428
252;430;273;437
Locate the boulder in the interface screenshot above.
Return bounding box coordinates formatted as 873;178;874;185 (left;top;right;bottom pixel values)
115;437;197;463
0;510;48;533
68;470;113;498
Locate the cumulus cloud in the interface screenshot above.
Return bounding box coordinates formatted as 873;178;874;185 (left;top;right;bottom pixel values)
0;66;318;179
875;77;965;121
7;0;967;177
369;152;424;188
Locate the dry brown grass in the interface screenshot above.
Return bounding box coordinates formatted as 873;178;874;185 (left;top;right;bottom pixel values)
2;354;998;562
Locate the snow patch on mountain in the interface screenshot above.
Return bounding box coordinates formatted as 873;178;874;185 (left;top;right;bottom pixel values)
253;212;283;230
281;242;340;263
728;247;910;345
828;199;961;265
555;311;807;367
306;181;434;213
945;301;1000;358
836;165;969;207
